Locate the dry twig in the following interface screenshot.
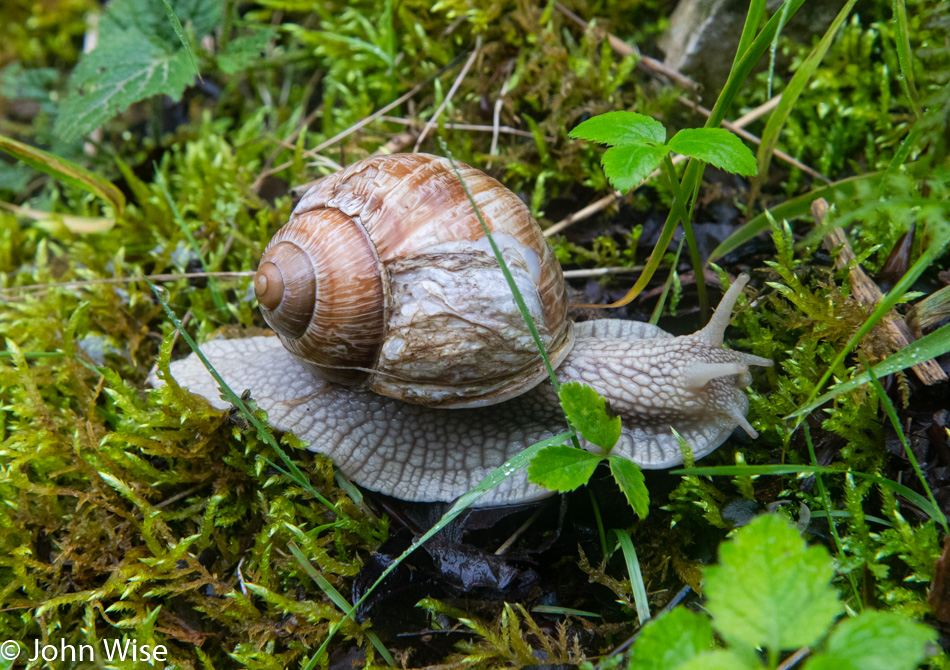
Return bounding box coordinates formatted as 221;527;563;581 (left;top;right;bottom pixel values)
815;198;947;385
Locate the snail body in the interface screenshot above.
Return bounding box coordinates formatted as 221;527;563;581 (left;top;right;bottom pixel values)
154;154;771;505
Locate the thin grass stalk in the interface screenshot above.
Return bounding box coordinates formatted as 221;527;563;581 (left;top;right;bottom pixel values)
154;171;227;315
860;352;949;534
662;156;707;318
675;464;944;526
614;529;651;626
754;0;860;189
302;432;572;670
150;283;359;527
892;0;921;118
804;425;863;608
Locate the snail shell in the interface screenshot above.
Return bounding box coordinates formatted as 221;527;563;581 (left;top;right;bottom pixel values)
254;153;573;408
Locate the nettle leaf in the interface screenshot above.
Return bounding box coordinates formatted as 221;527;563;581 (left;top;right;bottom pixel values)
568;111;666;146
608;456;649;519
704;514;842;653
602;144;669;192
55;32;196;142
101;0;220;45
527;446;602;492
803;611;935;670
667;128;757;176
628;607;713;670
54;0;221;142
557;381;621;450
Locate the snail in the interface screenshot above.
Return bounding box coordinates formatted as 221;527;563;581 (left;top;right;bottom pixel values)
152;153;772;506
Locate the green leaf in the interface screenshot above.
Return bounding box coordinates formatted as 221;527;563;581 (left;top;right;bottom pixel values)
527;446;602;492
218;27;277;74
100;0;219;45
55;30;196;142
628;607;713;670
667;128;757;176
803;611;935;670
53;0;220;142
557;381;621;450
677;651;760;670
615;529;651;623
704;514;842;652
0;132;125;218
608;456;649;519
568;110;666;146
602;144;668;192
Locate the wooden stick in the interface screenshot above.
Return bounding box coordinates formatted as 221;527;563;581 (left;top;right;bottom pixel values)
815;198;947;385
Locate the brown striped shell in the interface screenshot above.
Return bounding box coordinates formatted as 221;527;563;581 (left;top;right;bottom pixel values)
254;153;574;408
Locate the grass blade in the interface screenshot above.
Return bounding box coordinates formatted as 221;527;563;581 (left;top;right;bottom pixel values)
288;541;395;666
674;464;945;526
154;169;227;315
892;0;921;118
788;218;950;421
0;132;125;218
860;352;948;534
708;172;885;262
754;0;859;182
150;282;358;526
159;0;202;79
614;529;651;626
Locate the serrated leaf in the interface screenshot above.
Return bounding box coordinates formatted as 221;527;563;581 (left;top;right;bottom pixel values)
628;606;712;670
803;611;935;670
219;27;277;74
100;0;220;45
557;381;621;450
704;514;842;652
527;446;602;492
569;111;666;146
0;133;125;217
55;30;196;142
608;456;649;519
667;128;757;176
602;144;669;192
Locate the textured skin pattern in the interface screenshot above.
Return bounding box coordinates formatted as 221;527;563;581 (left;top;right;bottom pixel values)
156;337;564;505
155;323;754;505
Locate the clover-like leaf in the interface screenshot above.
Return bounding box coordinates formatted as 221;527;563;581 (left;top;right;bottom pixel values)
667;128;757;176
527;446;602;492
602;144;669;192
557;381;621;450
569;110;667;146
608;456;649;519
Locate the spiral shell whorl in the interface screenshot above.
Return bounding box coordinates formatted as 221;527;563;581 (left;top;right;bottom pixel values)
257;208;385;385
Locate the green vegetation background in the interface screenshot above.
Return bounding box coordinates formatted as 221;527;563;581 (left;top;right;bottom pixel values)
1;0;949;667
